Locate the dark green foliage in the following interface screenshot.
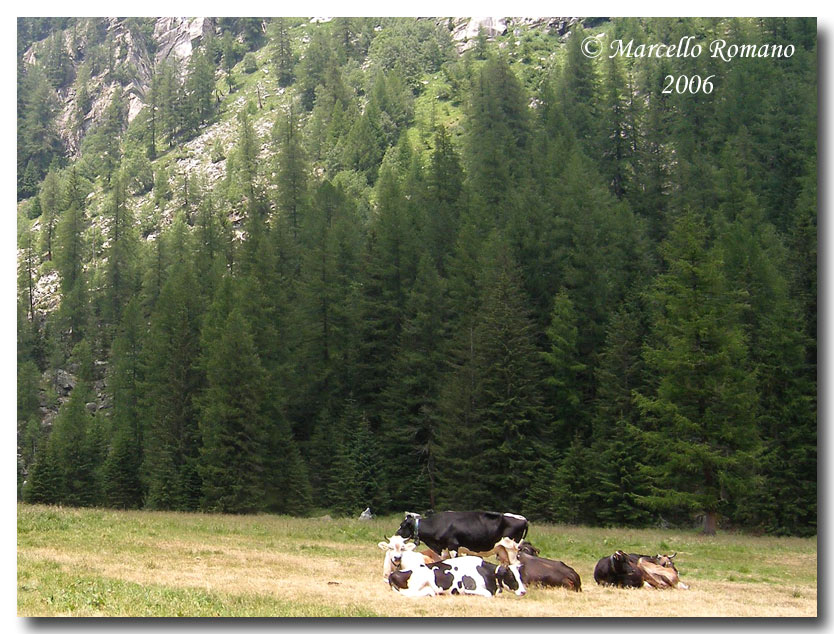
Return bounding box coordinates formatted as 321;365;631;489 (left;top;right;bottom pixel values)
15;18;816;535
198;302;269;514
634;211;760;533
269;18;295;87
330;403;390;517
24;440;63;505
17;65;64;198
437;236;546;512
141;224;204;511
44;386;102;507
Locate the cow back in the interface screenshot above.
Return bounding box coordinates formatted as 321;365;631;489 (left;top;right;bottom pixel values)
418;511;528;554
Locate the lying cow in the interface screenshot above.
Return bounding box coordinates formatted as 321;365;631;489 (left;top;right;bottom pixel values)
378;536;442;581
395;511;529;558
378;535;412;581
635;554;688;589
496;540;581;592
595;551;685;589
594;550;644;588
389;555;526;598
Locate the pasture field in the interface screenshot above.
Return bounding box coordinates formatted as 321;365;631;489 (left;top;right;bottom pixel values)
17;504;816;617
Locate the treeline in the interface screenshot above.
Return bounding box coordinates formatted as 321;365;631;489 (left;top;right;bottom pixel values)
17;17;816;536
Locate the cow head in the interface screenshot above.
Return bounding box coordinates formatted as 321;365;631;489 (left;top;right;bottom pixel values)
654;552;678;568
496;563;526;596
379;535;417;580
395;513;421;545
611;550;629;573
518;540;540;557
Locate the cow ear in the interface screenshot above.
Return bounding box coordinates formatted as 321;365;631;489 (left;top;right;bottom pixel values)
404;543;416;552
378;542;389;550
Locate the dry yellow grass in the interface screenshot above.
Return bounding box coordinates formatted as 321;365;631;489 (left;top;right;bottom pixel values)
17;505;817;617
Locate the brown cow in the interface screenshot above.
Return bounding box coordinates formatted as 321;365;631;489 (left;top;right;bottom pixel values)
496;539;581;591
635;554;689;589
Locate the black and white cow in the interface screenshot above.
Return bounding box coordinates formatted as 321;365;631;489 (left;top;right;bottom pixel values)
389;555;526;598
395;511;529;558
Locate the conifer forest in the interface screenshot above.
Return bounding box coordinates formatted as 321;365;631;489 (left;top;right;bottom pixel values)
16;17;817;536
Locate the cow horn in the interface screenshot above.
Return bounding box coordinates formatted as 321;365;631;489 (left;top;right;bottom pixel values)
670;552;677;559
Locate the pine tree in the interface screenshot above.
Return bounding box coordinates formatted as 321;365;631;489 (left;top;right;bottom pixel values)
380;255;450;510
421;125;464;276
272;103;308;238
102;423;143;509
437;235;546;511
103;297;145;507
540;289;587;443
591;301;652;527
24;439;63;505
269;18;295;87
47;383;101;507
185;46;216;130
104;172;139;331
18;65;63;198
38;170;61;261
142;230;203;511
634;210;759;534
465;54;531;224
198;305;269;514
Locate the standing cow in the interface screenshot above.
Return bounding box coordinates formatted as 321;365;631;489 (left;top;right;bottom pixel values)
395;511;529;558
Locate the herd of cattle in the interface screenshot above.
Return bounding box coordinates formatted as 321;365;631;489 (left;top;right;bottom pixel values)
377;511;688;598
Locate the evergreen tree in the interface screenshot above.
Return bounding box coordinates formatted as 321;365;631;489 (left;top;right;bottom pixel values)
18;65;64;198
634;210;759;534
272;103;308;238
380;255;450;509
142;226;203;511
47;383;102;507
185;46;216;130
591;301;652;527
103;298;145;507
437;235;545;512
24;440;63;505
269;18;295;87
38;169;61;261
198;303;269;514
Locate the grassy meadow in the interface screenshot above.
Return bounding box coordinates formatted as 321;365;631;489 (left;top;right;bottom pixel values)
17;504;816;617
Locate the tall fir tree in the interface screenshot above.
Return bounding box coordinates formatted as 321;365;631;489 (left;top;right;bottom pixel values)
634;210;759;534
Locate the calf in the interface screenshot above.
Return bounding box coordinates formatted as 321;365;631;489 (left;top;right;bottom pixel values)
497;540;580;592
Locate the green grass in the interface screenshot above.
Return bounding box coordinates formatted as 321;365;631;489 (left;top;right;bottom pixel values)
17;504;816;617
18;557;376;617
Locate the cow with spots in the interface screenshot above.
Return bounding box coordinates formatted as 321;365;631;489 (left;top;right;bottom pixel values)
389;555;526;598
